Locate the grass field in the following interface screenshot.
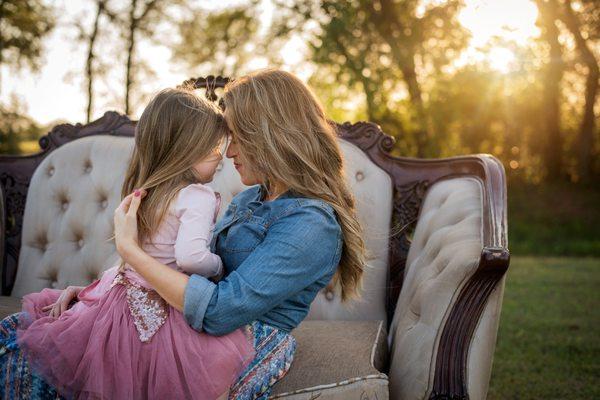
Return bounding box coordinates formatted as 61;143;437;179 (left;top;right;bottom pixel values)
508;183;600;257
487;256;600;399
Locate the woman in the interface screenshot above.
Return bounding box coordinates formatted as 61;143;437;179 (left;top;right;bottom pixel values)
0;69;366;399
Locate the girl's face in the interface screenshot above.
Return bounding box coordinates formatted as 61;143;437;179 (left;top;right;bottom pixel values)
224;113;262;186
193;138;226;183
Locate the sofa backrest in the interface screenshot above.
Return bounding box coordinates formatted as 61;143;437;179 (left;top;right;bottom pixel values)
12;135;394;324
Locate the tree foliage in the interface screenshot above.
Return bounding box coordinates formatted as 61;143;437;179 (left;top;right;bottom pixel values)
0;0;55;72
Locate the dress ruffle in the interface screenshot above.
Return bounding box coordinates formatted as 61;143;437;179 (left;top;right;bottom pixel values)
16;273;254;400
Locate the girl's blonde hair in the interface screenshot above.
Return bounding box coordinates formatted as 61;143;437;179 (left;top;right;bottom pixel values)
223;69;366;302
122;87;227;244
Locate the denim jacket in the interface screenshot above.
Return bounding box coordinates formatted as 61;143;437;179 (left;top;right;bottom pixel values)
183;185;343;336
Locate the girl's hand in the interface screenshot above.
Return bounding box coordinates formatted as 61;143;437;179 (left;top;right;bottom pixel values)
41;286;85;318
114;189;146;263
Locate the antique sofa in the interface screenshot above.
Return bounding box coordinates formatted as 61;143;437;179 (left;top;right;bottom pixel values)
0;77;510;399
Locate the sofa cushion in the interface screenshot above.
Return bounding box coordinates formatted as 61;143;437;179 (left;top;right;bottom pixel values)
0;296;21;320
271;320;388;399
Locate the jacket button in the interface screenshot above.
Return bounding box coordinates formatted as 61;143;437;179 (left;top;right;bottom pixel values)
355;171;365;181
325;290;335;301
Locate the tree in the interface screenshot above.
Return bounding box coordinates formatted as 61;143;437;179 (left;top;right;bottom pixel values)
121;0;165;115
172;5;259;77
0;96;44;154
560;0;599;182
0;0;55;93
76;0;112;123
535;0;565;180
269;0;468;157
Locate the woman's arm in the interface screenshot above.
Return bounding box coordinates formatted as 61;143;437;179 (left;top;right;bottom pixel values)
184;204;342;336
116;193;342;334
115;191;189;311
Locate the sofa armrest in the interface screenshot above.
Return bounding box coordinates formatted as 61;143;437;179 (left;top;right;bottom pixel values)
0;182;5;291
386;154;509;400
428;156;509;400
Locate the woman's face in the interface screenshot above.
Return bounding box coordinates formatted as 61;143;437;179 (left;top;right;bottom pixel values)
193;138;225;183
224;112;262;186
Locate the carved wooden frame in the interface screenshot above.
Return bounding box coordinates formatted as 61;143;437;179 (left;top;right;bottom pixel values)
0;76;509;399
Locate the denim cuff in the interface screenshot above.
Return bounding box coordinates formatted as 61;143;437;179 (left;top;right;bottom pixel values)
183;274;216;332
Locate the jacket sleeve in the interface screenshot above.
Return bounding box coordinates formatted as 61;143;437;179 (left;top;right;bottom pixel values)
183;204;342;335
174;184;223;278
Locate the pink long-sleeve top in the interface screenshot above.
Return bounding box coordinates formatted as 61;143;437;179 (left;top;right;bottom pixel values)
121;183;222;289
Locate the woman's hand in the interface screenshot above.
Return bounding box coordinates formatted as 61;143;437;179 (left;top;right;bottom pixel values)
114;189;146;264
41;286;85;318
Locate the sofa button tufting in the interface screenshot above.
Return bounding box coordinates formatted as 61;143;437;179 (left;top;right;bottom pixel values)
101;199;108;209
84;165;93;173
77;239;84;248
355;171;365;181
61;201;69;211
325;290;335;301
48;166;55;176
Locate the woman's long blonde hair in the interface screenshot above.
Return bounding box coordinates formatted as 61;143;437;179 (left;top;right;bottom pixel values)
122;87;226;244
223;69;366;302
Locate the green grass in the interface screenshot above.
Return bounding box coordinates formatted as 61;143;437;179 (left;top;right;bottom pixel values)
487;256;600;399
508;183;600;257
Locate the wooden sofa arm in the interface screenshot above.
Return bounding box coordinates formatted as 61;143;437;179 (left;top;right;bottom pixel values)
428;156;509;400
0;182;5;291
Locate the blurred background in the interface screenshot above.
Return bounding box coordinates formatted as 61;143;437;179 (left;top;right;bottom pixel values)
0;0;598;398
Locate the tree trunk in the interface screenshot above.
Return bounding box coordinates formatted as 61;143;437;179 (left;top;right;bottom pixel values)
399;57;429;158
536;0;564;180
561;0;599;182
331;35;377;121
371;0;430;157
0;0;6;95
125;0;138;116
85;0;105;123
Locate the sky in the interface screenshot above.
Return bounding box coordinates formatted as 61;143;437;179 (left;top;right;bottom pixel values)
0;0;540;126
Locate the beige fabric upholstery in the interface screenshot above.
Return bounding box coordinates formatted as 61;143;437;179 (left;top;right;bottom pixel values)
12;136;393;328
467;277;505;400
271;320;388;399
387;177;485;399
0;296;21;320
306;140;393;324
12;137;132;297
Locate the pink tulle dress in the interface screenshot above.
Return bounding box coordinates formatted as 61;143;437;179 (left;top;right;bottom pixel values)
16;184;255;400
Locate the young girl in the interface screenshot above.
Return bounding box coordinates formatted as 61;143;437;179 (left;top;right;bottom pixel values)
15;88;254;399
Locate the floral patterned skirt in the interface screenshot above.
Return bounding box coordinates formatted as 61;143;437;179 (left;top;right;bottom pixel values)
0;313;295;400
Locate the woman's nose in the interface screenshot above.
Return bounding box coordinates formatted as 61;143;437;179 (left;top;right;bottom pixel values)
226;141;237;159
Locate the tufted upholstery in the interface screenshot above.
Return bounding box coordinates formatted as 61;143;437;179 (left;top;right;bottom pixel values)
13;136;393;326
387;177;501;400
5;134;505;400
306;141;392;324
12;137;132;297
